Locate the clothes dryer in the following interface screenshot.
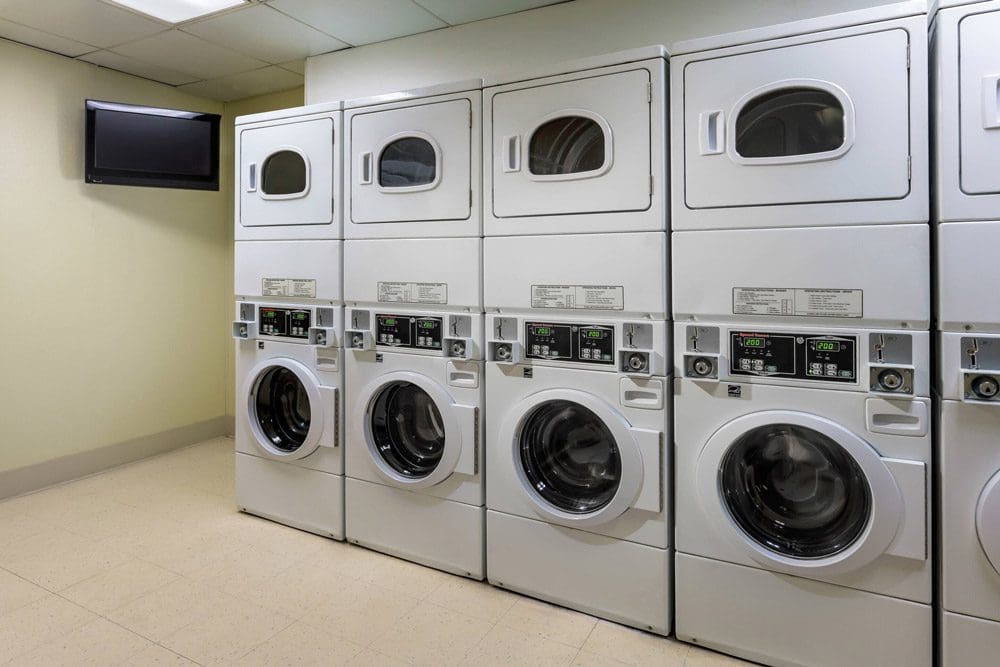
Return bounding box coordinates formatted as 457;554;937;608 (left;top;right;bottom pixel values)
670;1;928;231
483;47;668;237
939;332;1000;666
233;301;344;539
674;321;932;666
343;81;482;240
343;237;485;577
932;0;1000;222
235;102;342;242
483;231;670;633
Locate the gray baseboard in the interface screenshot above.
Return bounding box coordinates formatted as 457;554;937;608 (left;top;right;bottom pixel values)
0;415;234;501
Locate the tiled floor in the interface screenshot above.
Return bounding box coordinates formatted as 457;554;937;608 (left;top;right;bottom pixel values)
0;438;752;666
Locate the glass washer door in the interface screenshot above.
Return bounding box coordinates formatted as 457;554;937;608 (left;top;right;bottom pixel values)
245;358;325;460
369;381;446;478
977;471;1000;575
518;399;622;514
719;423;872;559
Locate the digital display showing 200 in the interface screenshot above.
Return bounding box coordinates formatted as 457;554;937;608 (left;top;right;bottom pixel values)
743;337;765;348
815;340;841;352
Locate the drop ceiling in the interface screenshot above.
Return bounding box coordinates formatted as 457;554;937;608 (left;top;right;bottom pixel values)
0;0;568;102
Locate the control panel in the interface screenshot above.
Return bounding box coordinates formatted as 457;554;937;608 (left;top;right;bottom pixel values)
259;307;310;339
376;314;442;350
730;331;856;382
525;322;614;365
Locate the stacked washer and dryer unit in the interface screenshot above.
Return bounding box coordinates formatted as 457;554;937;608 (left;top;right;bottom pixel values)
932;1;1000;664
482;47;673;634
232;103;346;539
671;2;935;665
340;81;487;578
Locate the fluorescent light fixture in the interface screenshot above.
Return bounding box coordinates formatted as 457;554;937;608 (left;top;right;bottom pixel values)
108;0;247;24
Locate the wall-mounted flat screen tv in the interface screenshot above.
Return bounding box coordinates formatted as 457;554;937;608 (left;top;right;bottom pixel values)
85;100;221;191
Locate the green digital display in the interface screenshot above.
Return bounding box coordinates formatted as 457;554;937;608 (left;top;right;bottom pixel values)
815;341;841;352
534;327;551;336
383;318;396;326
262;310;278;319
419;321;434;329
743;337;765;348
586;330;602;338
292;312;307;321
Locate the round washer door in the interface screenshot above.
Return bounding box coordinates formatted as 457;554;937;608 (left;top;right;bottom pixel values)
977;471;1000;575
358;371;471;489
245;358;325;460
501;388;646;529
697;410;904;577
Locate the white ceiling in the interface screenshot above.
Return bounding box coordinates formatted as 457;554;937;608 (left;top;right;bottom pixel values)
0;0;568;102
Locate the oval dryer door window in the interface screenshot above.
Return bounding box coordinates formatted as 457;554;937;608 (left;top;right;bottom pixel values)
528;116;607;176
735;87;845;159
379;136;437;188
261;150;308;196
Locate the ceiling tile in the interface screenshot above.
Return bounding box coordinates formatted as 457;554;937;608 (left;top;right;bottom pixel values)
278;59;305;74
113;29;267;79
182;4;346;63
0;18;96;56
268;0;446;45
78;49;199;85
413;0;567;25
0;0;166;48
178;65;303;101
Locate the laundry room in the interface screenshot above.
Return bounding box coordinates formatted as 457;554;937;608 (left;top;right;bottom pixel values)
0;0;996;665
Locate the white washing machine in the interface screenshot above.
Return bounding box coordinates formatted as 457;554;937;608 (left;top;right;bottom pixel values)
932;0;1000;222
483;46;668;237
939;332;1000;666
232;300;344;539
235;102;342;242
483;232;671;634
343;80;482;240
670;1;928;231
674;321;932;666
342;237;485;577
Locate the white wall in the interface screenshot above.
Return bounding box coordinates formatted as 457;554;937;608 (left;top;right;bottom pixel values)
306;0;906;102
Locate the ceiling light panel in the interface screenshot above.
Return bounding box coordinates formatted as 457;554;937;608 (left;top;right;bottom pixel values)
108;0;247;25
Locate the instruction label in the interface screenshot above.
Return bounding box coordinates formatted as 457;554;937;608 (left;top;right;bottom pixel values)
531;285;624;311
262;278;316;299
733;287;863;318
377;281;448;305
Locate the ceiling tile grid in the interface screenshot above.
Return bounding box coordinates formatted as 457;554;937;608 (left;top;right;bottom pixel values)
0;0;572;101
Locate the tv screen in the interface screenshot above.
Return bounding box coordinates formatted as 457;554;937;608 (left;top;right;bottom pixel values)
85;100;220;191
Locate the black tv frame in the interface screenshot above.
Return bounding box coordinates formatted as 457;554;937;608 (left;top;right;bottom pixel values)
85;99;221;191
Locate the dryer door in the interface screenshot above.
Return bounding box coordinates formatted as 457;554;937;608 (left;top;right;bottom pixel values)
977;471;1000;575
501;389;661;529
490;68;652;220
358;371;476;489
683;28;910;210
959;8;1000;196
697;410;923;577
239;117;335;229
245;358;332;461
350;98;472;224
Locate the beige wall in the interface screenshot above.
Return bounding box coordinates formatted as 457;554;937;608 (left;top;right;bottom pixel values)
307;0;908;102
0;37;300;478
